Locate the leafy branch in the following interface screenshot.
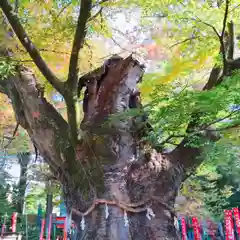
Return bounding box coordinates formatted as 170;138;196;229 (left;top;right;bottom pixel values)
2;122;19;149
202;0;230;86
55;1;72;20
158;134;186;148
92;0;109;8
0;0;64;94
192;15;228;75
201;110;239;129
212;122;240;131
162;110;239;162
176;0;233;169
169;36;200;49
184;0;230;87
0;59;16;80
88;7;103;22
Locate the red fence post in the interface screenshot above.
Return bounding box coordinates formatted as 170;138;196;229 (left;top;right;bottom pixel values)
181;217;187;240
233;208;240;237
47;214;52;240
40;219;45;240
11;212;18;233
192;217;201;240
224;209;235;240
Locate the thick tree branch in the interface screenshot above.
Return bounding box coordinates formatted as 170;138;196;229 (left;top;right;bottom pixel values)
193;17;221;39
170;128;220;171
202;110;239;128
66;0;92;90
203;0;230;85
204;21;234;89
172;109;238;171
65;0;92;146
158;111;238;150
65;98;78;146
167;4;232;173
212;122;240;131
0;0;64;94
219;0;230;75
184;16;227;83
227;21;234;60
221;0;229;39
2;68;77;177
202;18;232;90
227;58;240;72
174;9;234;170
195;17;227;74
157;134;186;149
189;8;230;80
203;65;222;90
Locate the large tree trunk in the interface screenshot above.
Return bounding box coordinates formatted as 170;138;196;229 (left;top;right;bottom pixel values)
0;56;218;239
67;150;183;240
45;191;53;237
62;56;183;239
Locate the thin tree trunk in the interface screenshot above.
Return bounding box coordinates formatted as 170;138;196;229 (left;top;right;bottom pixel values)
15;152;31;214
45;190;53;237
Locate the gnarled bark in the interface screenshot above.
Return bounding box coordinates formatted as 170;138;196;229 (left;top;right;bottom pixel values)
0;55;221;239
62;56;183;239
0;56;181;239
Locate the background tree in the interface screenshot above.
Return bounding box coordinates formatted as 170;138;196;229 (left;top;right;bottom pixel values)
12;152;31;214
181;141;240;221
0;170;15;217
0;0;239;239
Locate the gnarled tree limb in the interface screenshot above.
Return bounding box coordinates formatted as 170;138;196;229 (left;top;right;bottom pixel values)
170;128;220;171
3;68;76;177
174;2;231;171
